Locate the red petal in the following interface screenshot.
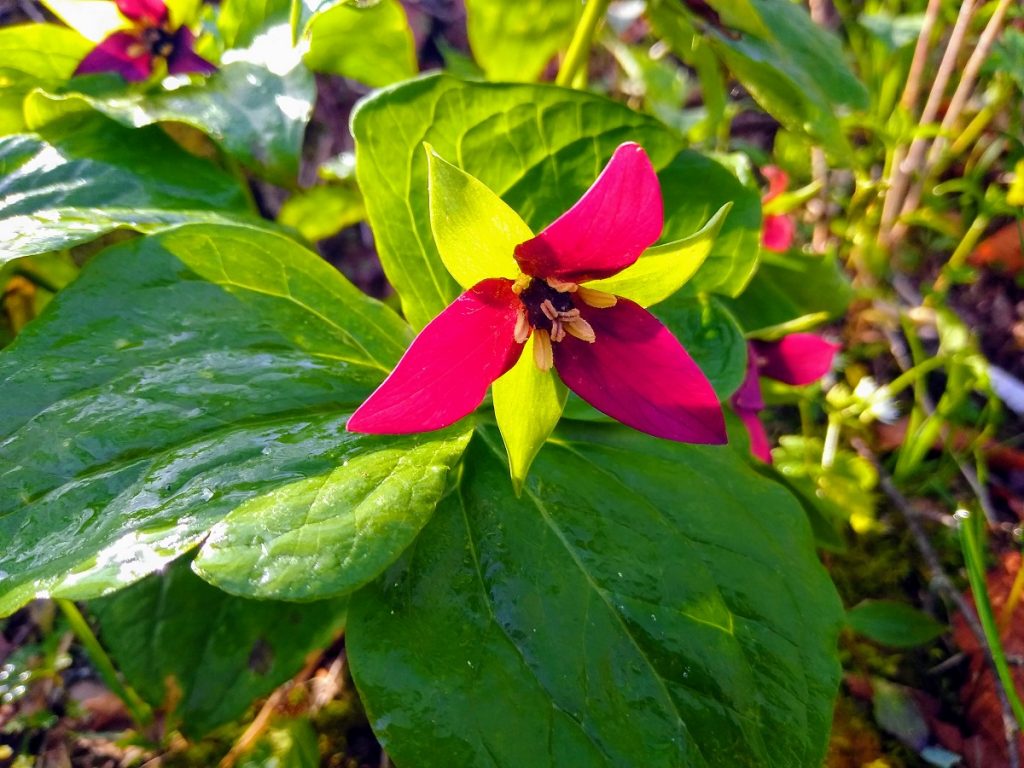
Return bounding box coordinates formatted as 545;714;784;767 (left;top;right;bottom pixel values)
513;143;663;283
736;407;772;463
762;165;788;202
753;334;839;386
347;279;524;434
731;348;764;411
115;0;168;23
74;32;152;82
553;299;725;444
166;28;217;75
761;213;794;252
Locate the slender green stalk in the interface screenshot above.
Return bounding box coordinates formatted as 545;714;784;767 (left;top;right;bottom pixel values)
555;0;610;88
56;599;153;727
958;510;1024;729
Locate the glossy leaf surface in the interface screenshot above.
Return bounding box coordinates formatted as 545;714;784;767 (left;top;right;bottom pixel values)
465;0;579;82
349;425;843;768
29;50;316;184
304;0;417;87
0;111;252;263
90;558;348;736
352;73;683;329
0;224;480;615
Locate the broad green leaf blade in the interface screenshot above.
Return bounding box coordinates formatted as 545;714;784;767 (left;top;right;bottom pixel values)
659;151;762;297
352;73;683;330
0;223;449;616
724;251;853;334
218;0;291;48
349;425;843;767
0;24;91;82
278;183;366;242
587;204;730;306
193;433;471;599
90;558;347;736
492;335;567;492
0;112;254;263
27;49;316;185
38;0;124;42
846;600;946;648
427;145;529;289
304;0;417;87
648;0;867;159
465;0;580;82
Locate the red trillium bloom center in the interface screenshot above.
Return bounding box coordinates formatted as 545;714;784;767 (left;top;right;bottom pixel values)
512;278;609;370
141;25;177;58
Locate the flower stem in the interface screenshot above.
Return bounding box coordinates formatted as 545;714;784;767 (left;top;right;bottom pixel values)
56;599;153;728
556;0;610;88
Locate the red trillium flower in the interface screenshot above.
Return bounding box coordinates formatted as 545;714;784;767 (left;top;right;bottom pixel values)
761;165;795;252
348;143;726;461
74;0;216;82
731;333;839;462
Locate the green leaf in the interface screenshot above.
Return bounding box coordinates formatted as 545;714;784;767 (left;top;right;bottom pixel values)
27;43;316;184
648;0;867;159
847;600;946;648
304;0;417;87
349;425;843;767
238;719;321;768
0;111;254;263
90;558;347;736
492;336;568;493
0;24;91;83
588;203;730;306
724;251;853;334
465;0;580;82
427;145;529;289
218;0;291;48
659;151;762;297
352;73;683;329
0;223;478;616
278;183;366;242
193;433;471;600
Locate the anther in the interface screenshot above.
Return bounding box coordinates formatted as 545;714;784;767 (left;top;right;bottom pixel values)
565;317;596;343
513;309;531;344
540;299;558;322
533;329;553;371
546;278;578;293
576;286;617;308
550;321;566;343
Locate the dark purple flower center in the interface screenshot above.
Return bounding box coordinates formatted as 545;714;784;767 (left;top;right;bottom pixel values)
519;279;575;331
142;25;177;58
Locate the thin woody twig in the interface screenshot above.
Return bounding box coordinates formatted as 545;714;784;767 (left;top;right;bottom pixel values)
882;0;978;247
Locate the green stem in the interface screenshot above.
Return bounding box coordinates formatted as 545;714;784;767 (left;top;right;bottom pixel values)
959;510;1024;729
57;599;153;727
556;0;610;88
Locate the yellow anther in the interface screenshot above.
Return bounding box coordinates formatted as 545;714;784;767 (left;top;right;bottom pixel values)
511;274;532;295
533;329;553;371
513;309;531;344
565;317;596;343
576;286;617;308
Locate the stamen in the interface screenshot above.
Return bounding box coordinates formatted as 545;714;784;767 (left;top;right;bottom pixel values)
550;321;566;343
565;317;596;343
533;329;553;371
511;275;531;295
546;277;578;293
558;308;581;321
513;309;531;343
540;299;558;321
576;286;617;308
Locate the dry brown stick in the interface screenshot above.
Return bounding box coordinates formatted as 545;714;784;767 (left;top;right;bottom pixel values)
898;0;1017;223
853;438;1021;768
882;0;979;247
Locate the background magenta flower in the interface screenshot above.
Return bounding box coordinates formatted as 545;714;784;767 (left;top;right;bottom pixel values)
761;165;795;252
732;333;839;462
74;0;216;82
348;143;726;456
